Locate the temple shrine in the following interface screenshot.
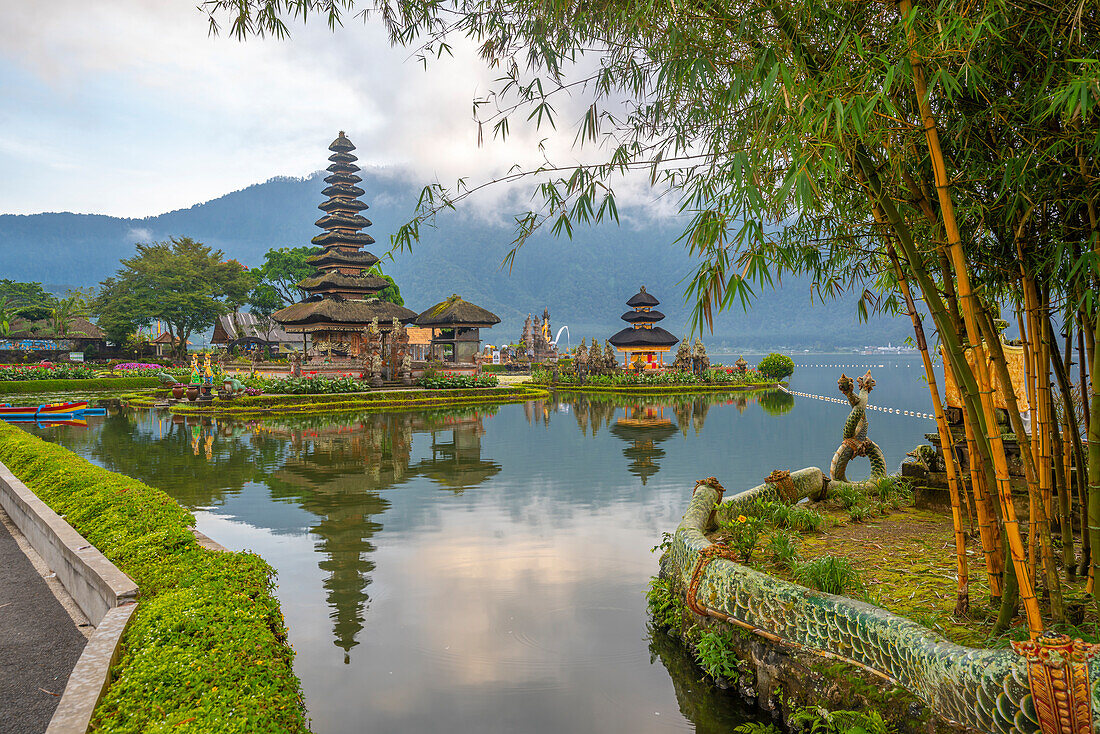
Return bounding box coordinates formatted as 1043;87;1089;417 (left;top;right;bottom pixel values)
273;132;417;358
608;286;678;369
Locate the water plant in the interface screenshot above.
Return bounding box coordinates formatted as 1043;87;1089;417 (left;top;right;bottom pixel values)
693;629;741;681
795;556;863;596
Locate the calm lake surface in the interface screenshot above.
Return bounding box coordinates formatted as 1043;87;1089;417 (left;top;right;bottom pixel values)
24;355;934;733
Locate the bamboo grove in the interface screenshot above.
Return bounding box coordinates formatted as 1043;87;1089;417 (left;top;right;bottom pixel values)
206;0;1100;635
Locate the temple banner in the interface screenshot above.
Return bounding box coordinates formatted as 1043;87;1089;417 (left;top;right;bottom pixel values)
942;341;1030;413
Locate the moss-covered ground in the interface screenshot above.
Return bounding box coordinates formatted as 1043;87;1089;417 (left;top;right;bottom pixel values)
713;490;1098;648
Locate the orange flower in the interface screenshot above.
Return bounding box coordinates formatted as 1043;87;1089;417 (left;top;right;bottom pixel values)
737;515;747;523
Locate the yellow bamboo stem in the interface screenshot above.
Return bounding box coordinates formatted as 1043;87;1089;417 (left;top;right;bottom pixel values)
898;0;1041;634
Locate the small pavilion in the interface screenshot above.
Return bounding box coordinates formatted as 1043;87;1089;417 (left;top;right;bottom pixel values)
413;295;500;364
608;286;679;369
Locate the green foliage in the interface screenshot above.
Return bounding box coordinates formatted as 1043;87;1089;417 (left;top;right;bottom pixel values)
720;512;765;562
0;422;307;733
0;364;98;381
795;556;863;596
846;503;875;523
416;373;500;389
245;374;371;394
834;484;867;510
246;246;318;317
93;237;254;360
734;723;782;734
0;376;162;396
694;629;741;681
756;353;795;381
766;530;801;570
788;706;894;734
870;477;913;510
0;279;59;321
646;575;684;630
760;500;825;533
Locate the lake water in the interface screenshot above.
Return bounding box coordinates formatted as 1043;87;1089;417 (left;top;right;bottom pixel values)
21;355;934;733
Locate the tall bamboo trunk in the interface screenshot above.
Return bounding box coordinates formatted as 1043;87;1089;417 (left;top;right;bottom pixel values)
896;0;1041;635
886;245;969;614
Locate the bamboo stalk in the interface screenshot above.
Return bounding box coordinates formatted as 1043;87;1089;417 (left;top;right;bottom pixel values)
897;0;1041;634
979;306;1063;622
885;240;969;615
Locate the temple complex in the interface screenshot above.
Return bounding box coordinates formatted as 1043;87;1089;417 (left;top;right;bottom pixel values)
273;132;416;358
608;286;679;369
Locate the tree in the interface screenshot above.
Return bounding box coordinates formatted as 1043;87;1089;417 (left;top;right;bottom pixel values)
0;280;59;322
94;237;254;361
207;0;1100;630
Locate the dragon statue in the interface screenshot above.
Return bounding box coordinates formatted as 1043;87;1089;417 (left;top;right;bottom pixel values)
829;371;886;482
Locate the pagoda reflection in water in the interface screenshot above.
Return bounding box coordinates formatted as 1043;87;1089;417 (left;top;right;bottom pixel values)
257;411;499;661
610;405;678;485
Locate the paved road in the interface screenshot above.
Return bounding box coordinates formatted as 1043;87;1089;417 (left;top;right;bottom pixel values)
0;513;88;734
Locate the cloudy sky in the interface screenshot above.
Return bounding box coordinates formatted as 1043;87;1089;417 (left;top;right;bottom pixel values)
0;1;600;217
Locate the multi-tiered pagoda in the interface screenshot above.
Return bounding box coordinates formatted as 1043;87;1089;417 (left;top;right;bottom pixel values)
608;286;679;369
273;132;416;357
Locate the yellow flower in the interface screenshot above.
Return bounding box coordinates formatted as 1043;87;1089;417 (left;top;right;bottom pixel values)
737;515;747;523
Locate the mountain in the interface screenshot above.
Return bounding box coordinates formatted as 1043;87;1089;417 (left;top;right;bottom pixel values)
0;171;914;350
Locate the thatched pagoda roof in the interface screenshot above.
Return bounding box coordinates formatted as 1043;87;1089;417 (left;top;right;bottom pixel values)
321;183;366;199
608;325;678;348
273;297;417;328
315;213;372;230
324;172;362;186
318;198;369;214
311;231;376;248
414;295;501;328
626;286;660;308
306;250;380;268
326;162;360;174
296;272;390;291
329;132;355;152
621;309;665;323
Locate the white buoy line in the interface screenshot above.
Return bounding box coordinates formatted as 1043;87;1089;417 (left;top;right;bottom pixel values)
779;385;935;420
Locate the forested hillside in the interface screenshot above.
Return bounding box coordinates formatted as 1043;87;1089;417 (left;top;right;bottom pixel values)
0;171;913;349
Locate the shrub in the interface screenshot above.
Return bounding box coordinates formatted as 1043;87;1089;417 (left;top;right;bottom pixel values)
847;503;875;523
788;707;894;734
795;556;863;595
416;373;499;389
870;477;913;510
760;500;825;533
694;629;741;681
756;353;795;381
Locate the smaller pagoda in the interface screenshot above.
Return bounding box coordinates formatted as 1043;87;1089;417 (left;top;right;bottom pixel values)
608;286;679;369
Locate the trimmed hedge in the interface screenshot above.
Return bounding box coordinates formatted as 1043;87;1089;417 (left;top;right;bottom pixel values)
167;386;549;416
0;422;307;733
0;377;163;396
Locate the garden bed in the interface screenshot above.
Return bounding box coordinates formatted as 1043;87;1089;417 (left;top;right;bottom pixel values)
155;385;550;416
0;421;307;733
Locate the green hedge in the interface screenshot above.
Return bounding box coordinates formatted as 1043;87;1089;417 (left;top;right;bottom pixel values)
169;386;550;416
0;377;162;396
0;423;307;733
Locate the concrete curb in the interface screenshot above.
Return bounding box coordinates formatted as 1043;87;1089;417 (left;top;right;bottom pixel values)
0;461;138;625
46;603;138;734
0;459;140;734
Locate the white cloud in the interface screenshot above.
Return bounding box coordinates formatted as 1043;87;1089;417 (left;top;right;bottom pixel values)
0;1;672;221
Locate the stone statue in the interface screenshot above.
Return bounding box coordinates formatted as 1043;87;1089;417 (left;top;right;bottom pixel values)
672;339;691;371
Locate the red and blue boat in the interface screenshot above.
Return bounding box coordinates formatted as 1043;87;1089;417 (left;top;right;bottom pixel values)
0;401;106;422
